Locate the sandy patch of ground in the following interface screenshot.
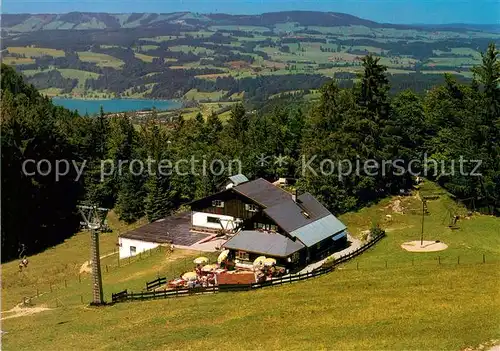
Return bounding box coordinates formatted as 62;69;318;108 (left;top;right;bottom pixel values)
386;197;405;214
1;302;52;320
462;339;500;351
401;240;448;252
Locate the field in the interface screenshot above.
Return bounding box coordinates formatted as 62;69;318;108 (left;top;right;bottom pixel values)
1;56;35;65
21;68;100;87
2;182;499;350
77;52;124;68
134;53;157;63
183;89;227;101
6;46;65;58
4;19;497;101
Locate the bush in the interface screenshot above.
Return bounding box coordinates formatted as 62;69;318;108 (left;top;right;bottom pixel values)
370;224;386;238
322;255;336;268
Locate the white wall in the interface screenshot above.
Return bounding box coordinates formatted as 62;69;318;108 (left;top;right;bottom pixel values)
191;211;239;230
118;237;159;259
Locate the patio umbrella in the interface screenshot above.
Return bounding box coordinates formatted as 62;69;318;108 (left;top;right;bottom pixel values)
193;257;209;265
253;256;267;266
201;264;217;273
182;271;198;281
217;250;230;264
263;258;276;266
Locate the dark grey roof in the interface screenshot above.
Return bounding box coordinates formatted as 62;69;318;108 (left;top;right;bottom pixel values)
228;174;249;185
290;214;347;247
223;230;305;257
120;212;210;245
264;201;310;233
233;178;292;207
263;192;333;233
297;192;331;220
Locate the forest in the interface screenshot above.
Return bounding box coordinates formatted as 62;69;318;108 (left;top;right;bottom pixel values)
1;44;499;262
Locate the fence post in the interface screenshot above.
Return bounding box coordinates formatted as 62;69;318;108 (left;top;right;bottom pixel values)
106;265;109;273
129;256;131;264
36;288;39;297
385;260;387;269
457;256;460;265
356;262;359;270
483;254;485;263
80;295;83;304
50;285;53;293
79;274;81;283
64;280;67;288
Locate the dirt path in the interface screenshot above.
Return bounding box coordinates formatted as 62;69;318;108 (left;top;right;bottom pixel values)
79;252;117;274
298;234;362;274
1;301;52;320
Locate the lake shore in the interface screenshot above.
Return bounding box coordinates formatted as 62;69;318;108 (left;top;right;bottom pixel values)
52;97;183;115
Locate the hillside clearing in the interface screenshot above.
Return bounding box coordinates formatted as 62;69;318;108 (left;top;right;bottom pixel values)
6;46;65;58
1;182;499;350
77;52;124;68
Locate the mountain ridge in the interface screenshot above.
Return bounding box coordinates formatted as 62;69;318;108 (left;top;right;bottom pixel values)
2;11;498;33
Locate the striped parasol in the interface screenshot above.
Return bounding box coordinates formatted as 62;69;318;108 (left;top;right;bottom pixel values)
193;257;209;265
253;256;267;266
182;271;198;281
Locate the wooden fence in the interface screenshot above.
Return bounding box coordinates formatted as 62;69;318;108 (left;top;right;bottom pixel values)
112;286;218;302
112;233;386;303
146;277;167;291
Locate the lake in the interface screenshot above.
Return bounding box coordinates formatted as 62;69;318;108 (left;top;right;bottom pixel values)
51;98;182;115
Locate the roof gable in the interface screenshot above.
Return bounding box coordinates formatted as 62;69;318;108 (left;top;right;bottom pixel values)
263;191;333;233
233;178;292;207
297;192;331;220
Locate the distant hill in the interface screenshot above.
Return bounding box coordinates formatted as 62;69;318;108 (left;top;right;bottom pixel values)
414;23;500;33
1;11;497;33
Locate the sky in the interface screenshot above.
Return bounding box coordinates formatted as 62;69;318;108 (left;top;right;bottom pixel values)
1;0;499;24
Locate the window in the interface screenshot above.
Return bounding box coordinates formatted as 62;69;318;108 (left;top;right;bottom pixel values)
207;216;220;224
130;246;136;255
255;223;277;231
236;251;250;260
212;200;224;208
245;204;259;212
291;252;300;262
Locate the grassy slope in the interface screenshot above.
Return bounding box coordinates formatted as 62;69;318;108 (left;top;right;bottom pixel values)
2;182;499;350
77;52;124;68
7;46;65;58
